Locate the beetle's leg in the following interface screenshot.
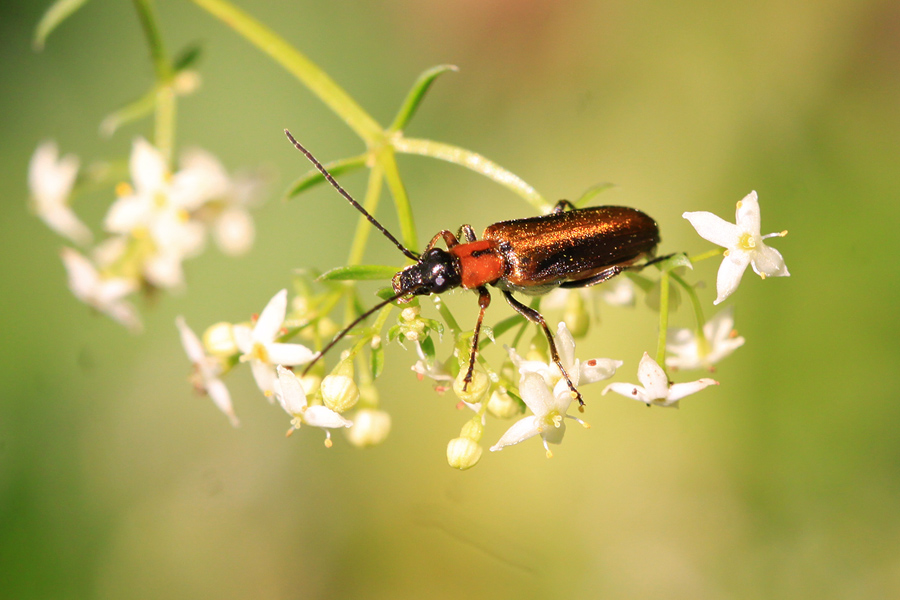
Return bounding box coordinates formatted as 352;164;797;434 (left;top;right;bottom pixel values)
426;230;461;251
462;286;492;391
559;265;625;289
551;200;577;213
457;224;478;243
640;253;676;268
501;291;584;408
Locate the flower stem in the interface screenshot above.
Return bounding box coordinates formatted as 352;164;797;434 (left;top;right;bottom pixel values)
132;0;176;163
655;271;670;374
671;272;710;356
689;248;724;264
379;147;419;254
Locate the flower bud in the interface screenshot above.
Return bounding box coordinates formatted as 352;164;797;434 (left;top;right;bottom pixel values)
453;368;490;405
563;290;590;338
345;409;391;447
486;389;522;420
447;437;482;470
321;360;359;413
203;322;238;357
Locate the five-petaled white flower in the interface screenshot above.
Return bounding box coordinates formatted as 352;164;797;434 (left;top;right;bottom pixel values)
29;141;92;245
683;191;789;304
603;352;718;407
60;248;141;332
274;365;352;446
176;316;239;427
233;289;316;397
666;307;745;371
491;322;621;457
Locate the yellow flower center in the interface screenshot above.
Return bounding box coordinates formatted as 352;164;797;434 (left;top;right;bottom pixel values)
738;232;756;251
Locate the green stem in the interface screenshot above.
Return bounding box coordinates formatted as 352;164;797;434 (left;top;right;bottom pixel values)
690;248;724;264
656;271;670;374
432;296;461;335
671;272;709;355
187;0;383;143
132;0;176;163
392;137;548;212
132;0;172;81
347;163;385;266
379;147;419;254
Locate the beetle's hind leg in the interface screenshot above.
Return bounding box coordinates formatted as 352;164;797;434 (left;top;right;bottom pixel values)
501;291;584;408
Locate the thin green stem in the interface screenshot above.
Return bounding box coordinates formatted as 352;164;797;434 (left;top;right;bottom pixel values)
347;164;385;266
656;271;670;374
432;296;461;335
154;87;176;164
132;0;176;163
690;248;724;264
392;136;548;212
379;147;419;254
132;0;172;81
671;271;709;356
187;0;383;143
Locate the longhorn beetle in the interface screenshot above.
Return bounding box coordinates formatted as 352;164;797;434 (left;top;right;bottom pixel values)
285;129;664;406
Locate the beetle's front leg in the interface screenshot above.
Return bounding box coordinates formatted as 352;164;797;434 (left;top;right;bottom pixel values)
426;230;461;251
501;290;584;408
457;224;478;243
462;286;492;391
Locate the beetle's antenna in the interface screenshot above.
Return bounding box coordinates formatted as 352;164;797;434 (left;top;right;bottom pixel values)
285;129;419;262
302;289;408;376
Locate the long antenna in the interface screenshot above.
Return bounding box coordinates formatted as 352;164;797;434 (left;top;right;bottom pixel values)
284;129;419;262
302;289;408;376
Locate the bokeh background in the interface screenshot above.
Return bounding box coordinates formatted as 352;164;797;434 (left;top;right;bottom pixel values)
2;0;899;598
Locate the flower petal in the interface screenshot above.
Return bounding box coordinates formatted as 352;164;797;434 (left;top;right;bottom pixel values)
232;324;254;354
303;405;353;429
579;358;622;385
253;289;287;343
667;378;718;402
734;191;761;236
267;342;316;366
714;251;751;305
130;138;168;194
750;243;789;278
518;371;555;417
636;352;670;399
249;360;276;396
489;415;542;451
206;377;239;427
602;381;650;403
176;316;205;363
275;365;307;414
683;211;740;248
554;322;576;373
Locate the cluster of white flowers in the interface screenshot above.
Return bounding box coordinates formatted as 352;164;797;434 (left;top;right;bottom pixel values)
29;138;267;330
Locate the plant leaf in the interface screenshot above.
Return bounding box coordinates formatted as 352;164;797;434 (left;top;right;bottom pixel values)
99;88;157;138
34;0;91;51
574;182;616;208
283;154;367;199
389;64;458;132
319;265;398;282
173;42;203;71
370;344;384;379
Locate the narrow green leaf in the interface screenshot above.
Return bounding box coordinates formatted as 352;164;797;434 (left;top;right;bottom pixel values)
319;265;398;282
99;88;157;138
392;136;549;213
379;148;419;253
283;154;367;199
173;43;203;71
420;336;436;363
574;182;616;208
489;315;525;341
654;252;693;272
376;287;399;301
188;0;383;142
370;344;385;379
33;0;90;51
389;64;458;132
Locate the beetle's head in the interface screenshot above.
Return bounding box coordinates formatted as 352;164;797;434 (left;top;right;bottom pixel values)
392;248;462;297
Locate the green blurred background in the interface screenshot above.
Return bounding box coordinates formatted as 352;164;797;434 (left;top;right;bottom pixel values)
2;0;899;598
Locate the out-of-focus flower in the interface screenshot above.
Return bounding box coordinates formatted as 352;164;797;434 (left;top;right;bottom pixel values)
666;307;745;371
60;248;140;331
683;191;789;304
234;289;316;397
603;352;718;407
29;141;92;245
599;277;635;307
176;316;238;427
345;409;392;447
411;341;454;393
274;366;352;446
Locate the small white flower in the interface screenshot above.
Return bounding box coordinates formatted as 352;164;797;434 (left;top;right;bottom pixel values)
603;352;718;407
29;141;92;245
683;191;789;304
274;366;352;446
176;317;239;427
345;409;392;447
60;248;141;331
600;278;635;307
234;289;316;397
489;371;588;457
410;341;453;393
666;306;745;371
492;322;619;457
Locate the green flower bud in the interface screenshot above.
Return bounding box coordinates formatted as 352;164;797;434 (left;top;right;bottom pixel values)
203;322;238;357
447;437;482;470
321;360;359;413
459;417;483;442
486;389;522;420
563;290;590;338
452;368;490;404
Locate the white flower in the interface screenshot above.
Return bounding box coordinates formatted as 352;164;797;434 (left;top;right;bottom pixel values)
274;366;352;446
410;340;453;393
599;277;636;307
683;191;789;304
176;317;239;427
510;322;622;397
491;322;620;457
489;371;588;458
104;138;216;288
345;409;392;447
60;248;141;331
666;307;745;371
603;352;718;407
29;141;92;245
233;289;317;397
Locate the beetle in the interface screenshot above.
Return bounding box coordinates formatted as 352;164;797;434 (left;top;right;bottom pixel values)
285;130;663;406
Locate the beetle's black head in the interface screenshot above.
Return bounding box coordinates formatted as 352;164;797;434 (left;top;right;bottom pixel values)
392;248;462;297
